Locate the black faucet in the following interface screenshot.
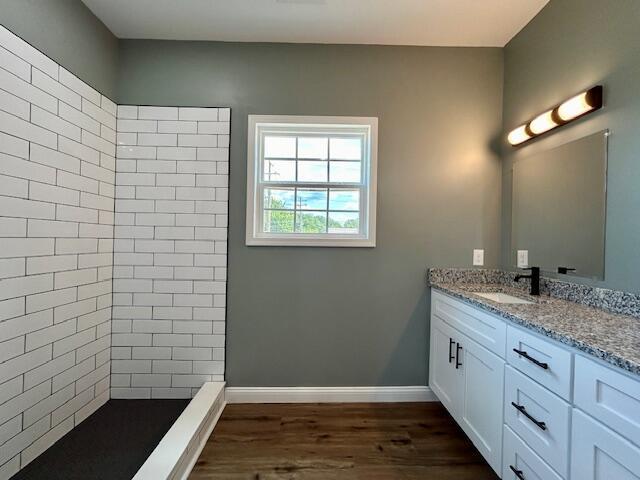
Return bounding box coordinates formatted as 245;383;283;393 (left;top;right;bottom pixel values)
515;267;540;296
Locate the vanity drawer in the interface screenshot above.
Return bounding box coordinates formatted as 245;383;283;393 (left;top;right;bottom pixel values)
504;366;571;477
431;291;506;358
502;425;563;480
506;326;573;400
574;354;640;446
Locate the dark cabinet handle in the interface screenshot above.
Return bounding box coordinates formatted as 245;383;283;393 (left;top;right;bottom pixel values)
512;348;549;370
455;343;463;369
511;402;547;431
448;339;455;363
510;465;526;480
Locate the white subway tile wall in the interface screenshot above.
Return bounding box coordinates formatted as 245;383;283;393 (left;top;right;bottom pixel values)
112;105;228;400
0;26;114;477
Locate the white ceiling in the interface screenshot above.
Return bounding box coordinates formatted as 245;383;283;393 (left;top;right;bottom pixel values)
81;0;549;47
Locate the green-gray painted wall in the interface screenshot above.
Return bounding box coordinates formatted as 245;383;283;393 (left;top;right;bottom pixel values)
0;0;118;98
117;41;504;386
502;0;640;293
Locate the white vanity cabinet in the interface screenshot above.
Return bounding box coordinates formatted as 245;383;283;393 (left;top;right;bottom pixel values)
429;288;640;480
429;291;505;474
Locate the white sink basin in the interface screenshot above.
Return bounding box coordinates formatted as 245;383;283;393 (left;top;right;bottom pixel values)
472;292;534;304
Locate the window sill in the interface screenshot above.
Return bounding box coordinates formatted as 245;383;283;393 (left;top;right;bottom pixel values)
246;236;376;248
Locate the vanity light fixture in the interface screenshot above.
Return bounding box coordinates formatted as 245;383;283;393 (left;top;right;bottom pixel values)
508;85;603;146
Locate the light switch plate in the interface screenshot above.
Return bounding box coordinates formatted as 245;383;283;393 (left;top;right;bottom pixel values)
517;250;529;268
473;249;484;266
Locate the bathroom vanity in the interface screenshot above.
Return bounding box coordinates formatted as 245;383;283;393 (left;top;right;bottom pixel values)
428;271;640;480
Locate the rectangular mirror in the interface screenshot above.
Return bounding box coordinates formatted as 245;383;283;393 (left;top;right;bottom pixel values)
511;131;608;279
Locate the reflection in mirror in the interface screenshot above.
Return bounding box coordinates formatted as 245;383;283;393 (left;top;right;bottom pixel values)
511;131;608;279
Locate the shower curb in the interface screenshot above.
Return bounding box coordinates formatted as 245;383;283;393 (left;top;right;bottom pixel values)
133;382;226;480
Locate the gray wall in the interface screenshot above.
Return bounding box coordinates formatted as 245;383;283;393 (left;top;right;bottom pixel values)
0;0;119;98
117;41;503;387
502;0;640;293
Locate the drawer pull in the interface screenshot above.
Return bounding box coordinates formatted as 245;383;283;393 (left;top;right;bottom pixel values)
512;348;549;370
455;343;463;369
511;402;547;431
509;465;526;480
448;338;455;363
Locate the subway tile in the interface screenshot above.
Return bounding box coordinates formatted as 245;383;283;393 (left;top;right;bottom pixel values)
28;218;79;239
0;67;57;114
117;105;138;120
158;121;197;134
177;160;217;174
81;161;115;183
57;170;99;194
0;44;31;81
82;130;116;157
26;287;76;314
137;133;177;146
0;174;28;198
178;134;217;148
0;131;28;159
31;144;80;174
81;97;116;130
59;67;100;105
136;159;176;173
30;182;79;206
0;151;56;184
178;107;218;121
116;145;156;159
27;255;77;275
198;122;230;135
156;146;196;160
58;102;100;135
0;238;54;259
25;318;77;351
0;88;30;120
31;68;81;109
0;258;25;280
59;136;100;165
138;106;178;121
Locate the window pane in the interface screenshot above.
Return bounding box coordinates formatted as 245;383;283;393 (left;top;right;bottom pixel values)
330;137;361;160
298;137;328;159
295;211;327;234
264;210;294;233
263;160;295;182
328;212;360;234
329;161;361;183
329;190;360;211
298;161;328;182
264;136;296;158
264;188;295;209
296;188;327;210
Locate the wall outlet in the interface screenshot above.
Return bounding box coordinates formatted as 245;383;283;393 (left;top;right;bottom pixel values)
517;250;529;268
473;249;484;266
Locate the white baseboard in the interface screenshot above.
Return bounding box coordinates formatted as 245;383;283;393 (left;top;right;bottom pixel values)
225;386;437;404
133;382;226;480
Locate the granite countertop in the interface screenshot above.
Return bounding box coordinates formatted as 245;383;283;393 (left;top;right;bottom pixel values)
430;280;640;376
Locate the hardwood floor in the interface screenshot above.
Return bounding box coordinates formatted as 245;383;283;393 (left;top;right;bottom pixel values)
189;402;499;479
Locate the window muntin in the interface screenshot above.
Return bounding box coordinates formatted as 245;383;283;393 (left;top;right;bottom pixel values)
247;116;377;247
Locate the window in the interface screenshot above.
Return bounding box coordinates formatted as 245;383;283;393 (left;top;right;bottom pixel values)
246;115;378;247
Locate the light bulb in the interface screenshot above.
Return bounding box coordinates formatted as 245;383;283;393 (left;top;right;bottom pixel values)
558;92;592;121
529;110;558;135
507;125;531;145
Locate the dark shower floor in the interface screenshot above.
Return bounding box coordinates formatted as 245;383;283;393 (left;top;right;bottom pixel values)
11;399;188;480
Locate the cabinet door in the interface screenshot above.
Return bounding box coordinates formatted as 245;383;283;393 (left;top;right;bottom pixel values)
429;315;463;418
459;336;504;475
571;409;640;480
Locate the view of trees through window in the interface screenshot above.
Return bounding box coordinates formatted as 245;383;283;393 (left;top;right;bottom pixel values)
260;133;365;235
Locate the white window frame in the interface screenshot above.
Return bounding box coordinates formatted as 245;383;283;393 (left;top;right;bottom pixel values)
246;115;378;247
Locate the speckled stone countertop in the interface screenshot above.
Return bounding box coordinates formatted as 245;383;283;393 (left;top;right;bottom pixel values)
427;269;640;376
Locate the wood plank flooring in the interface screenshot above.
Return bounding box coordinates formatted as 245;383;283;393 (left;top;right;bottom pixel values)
189;402;499;479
